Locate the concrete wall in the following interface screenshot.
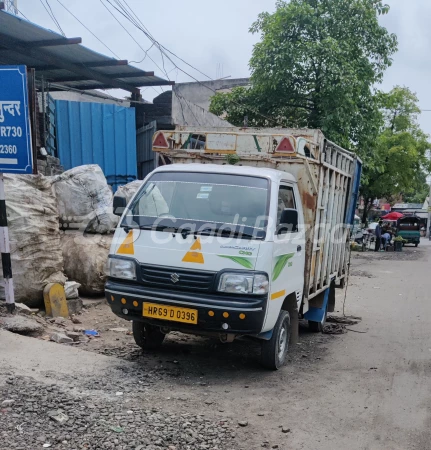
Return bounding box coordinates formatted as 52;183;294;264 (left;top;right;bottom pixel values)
140;90;233;128
172;91;231;127
135;91;173;129
174;78;250;111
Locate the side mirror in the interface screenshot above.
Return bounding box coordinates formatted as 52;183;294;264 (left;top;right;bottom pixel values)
278;208;298;234
113;194;127;217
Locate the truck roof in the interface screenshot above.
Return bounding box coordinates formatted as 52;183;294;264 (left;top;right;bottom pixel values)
153;163;296;184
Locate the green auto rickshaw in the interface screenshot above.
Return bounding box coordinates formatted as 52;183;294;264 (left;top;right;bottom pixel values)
397;216;421;247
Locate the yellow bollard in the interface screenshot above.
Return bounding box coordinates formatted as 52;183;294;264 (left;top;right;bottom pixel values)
43;283;69;318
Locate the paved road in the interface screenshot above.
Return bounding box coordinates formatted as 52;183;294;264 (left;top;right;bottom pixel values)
283;239;431;450
1;241;430;449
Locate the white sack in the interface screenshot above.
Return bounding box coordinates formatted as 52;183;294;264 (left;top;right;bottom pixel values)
53;165;118;234
64;281;81;299
116;180;142;205
61;231;111;296
0;174;66;307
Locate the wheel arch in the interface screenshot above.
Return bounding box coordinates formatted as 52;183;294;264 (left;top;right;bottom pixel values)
281;292;299;345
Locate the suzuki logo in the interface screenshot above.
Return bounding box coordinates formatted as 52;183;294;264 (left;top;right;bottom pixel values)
171;273;180;283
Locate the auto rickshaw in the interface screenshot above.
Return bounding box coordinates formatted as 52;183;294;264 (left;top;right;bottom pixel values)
396;216;421;247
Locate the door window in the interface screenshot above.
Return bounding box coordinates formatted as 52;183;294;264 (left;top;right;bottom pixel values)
277;185;297;235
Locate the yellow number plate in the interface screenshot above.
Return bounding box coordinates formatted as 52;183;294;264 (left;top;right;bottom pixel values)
143;302;198;324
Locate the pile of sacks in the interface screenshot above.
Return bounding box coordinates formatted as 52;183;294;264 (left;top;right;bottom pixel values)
52;165;119;296
0;165;123;306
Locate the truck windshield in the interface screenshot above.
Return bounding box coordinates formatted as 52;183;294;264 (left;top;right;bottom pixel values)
122;171;269;239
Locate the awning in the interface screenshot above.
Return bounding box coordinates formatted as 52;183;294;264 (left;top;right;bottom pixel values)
0;10;173;94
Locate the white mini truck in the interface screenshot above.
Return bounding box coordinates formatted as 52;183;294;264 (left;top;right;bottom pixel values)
107;127;361;369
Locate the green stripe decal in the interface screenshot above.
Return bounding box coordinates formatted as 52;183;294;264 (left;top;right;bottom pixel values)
253;135;262;152
272;253;295;281
218;255;254;269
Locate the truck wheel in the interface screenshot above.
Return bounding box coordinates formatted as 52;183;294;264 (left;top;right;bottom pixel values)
132;321;165;350
415;243;419;247
261;311;290;370
308;301;328;333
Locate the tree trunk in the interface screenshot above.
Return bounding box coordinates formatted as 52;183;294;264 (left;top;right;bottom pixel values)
362;198;370;225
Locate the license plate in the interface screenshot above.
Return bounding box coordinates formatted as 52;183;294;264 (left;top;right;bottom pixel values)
143;302;198;324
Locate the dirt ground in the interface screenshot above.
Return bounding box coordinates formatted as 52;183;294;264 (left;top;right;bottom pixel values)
1;240;431;449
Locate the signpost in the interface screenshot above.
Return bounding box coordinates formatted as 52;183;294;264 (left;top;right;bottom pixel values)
0;65;33;313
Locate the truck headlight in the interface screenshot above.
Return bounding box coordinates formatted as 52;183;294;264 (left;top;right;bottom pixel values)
218;273;269;295
108;258;136;280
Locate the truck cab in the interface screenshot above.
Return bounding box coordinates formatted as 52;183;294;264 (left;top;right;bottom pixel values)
107;164;305;369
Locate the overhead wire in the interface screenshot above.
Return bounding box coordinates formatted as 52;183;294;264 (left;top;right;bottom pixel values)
100;0;168;94
99;0;156;66
102;0;280;126
115;0;213;81
38;0;65;36
40;1;142;98
16;6;31;22
53;0;121;59
45;0;65;35
104;0;170;80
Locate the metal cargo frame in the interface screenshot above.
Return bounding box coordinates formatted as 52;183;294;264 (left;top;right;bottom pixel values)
152;127;362;302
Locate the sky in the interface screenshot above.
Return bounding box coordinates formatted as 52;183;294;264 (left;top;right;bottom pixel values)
16;0;431;136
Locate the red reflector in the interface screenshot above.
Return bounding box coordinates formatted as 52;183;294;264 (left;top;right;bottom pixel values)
276;137;295;153
153;132;169;148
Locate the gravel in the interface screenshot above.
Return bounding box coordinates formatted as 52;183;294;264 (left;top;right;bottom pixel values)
0;375;239;450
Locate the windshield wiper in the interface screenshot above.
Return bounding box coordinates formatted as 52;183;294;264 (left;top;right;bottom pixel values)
138;224;181;232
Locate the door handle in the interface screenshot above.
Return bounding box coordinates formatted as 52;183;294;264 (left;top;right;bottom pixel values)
297;245;302;252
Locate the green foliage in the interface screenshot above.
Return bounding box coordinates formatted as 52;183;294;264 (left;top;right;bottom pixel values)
225;153;241;165
402;171;429;204
360;87;431;207
208;1;428;214
394;236;407;243
210;0;397;150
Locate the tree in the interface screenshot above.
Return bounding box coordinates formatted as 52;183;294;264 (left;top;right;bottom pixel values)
402;171;429;204
210;0;397;150
360;87;431;222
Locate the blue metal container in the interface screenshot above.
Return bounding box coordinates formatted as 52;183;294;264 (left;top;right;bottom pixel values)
55;100;137;191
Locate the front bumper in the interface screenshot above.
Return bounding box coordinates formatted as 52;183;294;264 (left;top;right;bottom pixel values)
105;280;267;335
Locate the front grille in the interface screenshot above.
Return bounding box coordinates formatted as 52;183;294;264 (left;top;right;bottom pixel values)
140;264;216;292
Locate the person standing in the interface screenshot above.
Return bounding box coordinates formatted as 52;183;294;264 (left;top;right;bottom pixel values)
381;230;391;250
375;220;383;252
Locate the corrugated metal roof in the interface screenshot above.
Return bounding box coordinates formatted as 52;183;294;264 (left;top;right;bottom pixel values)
0;10;173;93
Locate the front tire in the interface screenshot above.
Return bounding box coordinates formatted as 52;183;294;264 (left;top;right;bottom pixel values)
132;321;165;350
261;311;290;370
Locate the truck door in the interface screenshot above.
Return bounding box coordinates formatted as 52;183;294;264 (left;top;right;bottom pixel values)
271;183;305;311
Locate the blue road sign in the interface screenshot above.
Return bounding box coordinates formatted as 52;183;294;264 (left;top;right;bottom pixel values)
0;66;33;174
